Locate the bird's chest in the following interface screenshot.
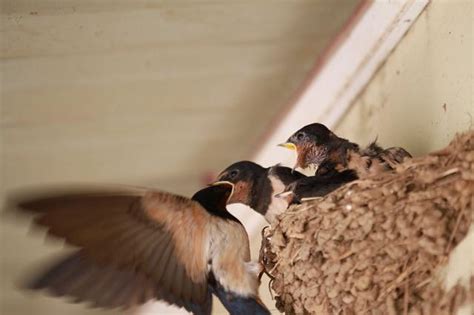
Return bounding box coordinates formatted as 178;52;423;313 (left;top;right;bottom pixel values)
208;219;249;256
265;175;289;224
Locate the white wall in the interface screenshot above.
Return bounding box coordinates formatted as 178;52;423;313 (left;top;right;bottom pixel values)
335;0;473;155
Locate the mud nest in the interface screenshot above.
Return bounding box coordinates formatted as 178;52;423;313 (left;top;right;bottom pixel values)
262;131;474;315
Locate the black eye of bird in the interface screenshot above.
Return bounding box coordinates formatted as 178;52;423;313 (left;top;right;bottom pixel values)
229;170;239;179
296;132;305;141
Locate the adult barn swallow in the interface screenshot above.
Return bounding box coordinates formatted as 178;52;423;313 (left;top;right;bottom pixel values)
10;183;270;315
275;169;358;205
279;123;411;177
215;161;305;224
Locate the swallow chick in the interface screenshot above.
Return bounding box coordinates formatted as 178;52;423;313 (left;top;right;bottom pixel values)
215;161;305;224
8;182;270;315
275;169;358;205
279;123;412;177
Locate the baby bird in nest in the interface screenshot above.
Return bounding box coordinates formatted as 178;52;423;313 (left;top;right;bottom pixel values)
215;161;305;224
275;169;358;205
279;123;411;178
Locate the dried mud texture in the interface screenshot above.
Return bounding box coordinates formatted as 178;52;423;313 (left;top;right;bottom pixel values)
263;131;474;315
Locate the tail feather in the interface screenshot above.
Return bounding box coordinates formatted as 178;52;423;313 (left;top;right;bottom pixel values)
210;280;270;315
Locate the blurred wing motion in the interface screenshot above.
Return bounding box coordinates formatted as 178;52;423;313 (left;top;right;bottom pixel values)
12;188;215;313
27;251;212;312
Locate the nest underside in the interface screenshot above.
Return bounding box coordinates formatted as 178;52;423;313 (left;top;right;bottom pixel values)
263;131;474;315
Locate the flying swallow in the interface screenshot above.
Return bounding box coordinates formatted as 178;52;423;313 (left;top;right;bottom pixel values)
9;183;270;315
279;123;411;177
215;161;305;224
275;169;358;205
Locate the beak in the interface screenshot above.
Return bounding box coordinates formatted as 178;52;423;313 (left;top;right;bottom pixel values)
300;196;321;202
278;142;297;151
291;165;297;174
210;180;234;187
274;190;295;205
210;180;235;203
274;190;293;199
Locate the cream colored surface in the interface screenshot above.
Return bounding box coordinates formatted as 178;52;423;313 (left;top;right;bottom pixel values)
335;0;473;155
254;0;430;167
336;2;473;312
0;1;361;314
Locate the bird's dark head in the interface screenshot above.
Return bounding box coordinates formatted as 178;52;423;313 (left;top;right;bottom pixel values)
214;161;266;206
279;123;336;169
192;181;234;213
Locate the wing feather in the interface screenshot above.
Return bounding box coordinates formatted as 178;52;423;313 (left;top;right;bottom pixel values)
12;188;213;309
154;235;175;284
172;263;184;297
26;252;161;309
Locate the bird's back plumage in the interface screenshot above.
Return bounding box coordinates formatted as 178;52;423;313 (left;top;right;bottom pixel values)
10;184;261;314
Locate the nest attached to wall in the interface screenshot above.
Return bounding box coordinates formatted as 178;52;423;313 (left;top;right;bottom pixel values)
262;131;474;315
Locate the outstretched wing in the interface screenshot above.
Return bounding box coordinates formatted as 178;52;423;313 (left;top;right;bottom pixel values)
11;187;213;310
26;251;211;313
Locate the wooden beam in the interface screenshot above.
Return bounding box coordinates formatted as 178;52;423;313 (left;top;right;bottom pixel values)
253;0;430;168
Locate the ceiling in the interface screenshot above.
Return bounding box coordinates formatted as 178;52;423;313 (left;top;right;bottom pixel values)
1;1;361;314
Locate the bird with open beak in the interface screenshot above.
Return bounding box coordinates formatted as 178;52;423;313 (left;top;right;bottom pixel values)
8;182;270;315
279;123;412;177
215;161;305;224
